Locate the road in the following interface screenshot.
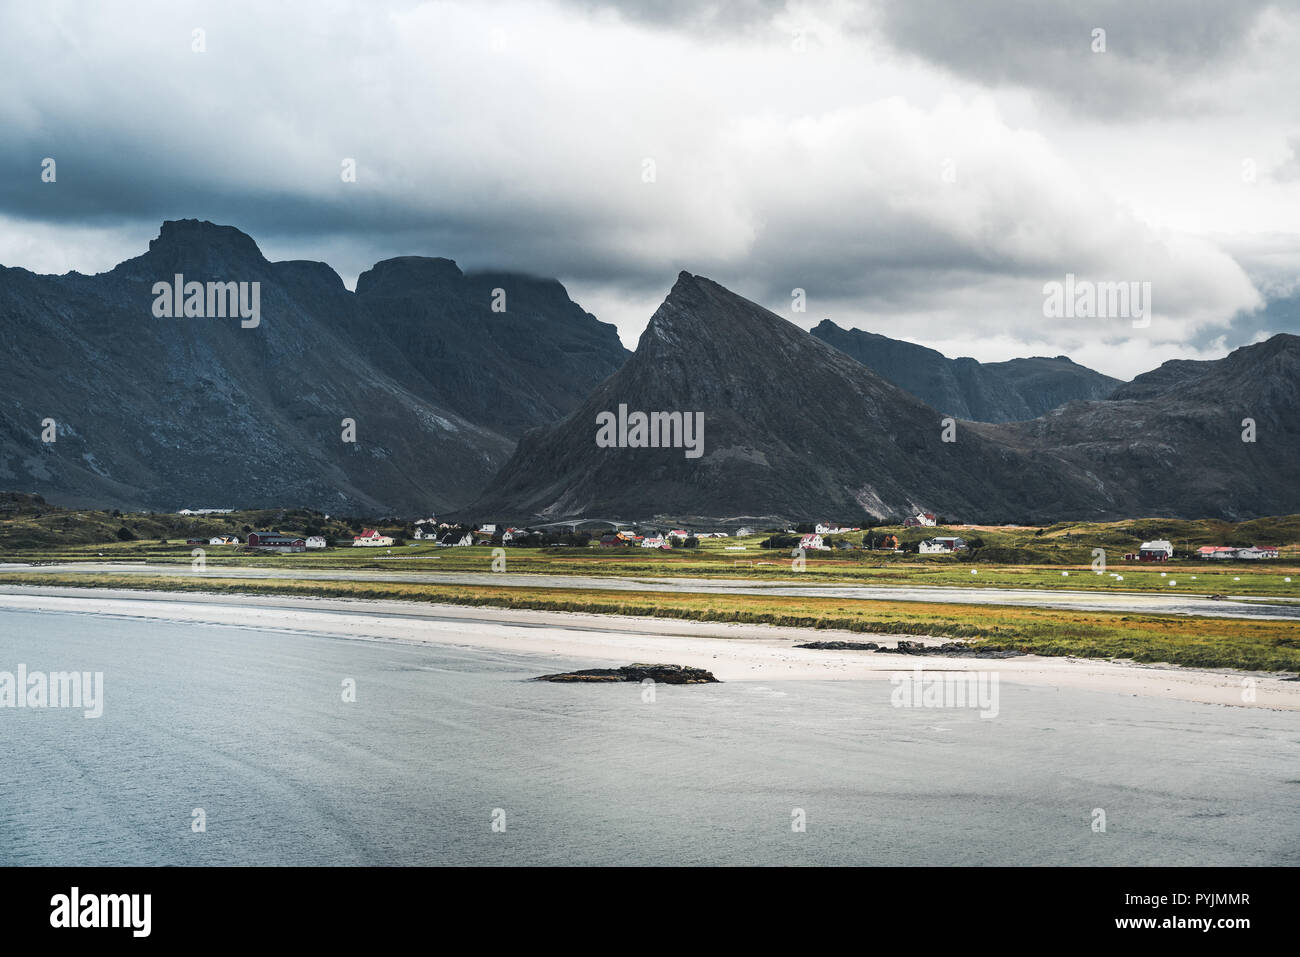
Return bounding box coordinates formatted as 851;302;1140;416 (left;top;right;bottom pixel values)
1;561;1296;619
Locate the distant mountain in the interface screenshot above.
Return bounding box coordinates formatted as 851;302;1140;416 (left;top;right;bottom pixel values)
1105;357;1215;400
472;275;1300;524
810;319;1122;421
977;333;1300;520
0;220;626;513
468;272;1112;524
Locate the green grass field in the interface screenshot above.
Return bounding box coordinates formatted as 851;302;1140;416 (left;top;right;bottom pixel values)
5;535;1297;598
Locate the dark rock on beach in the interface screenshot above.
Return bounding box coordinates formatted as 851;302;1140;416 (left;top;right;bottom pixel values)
795;640;881;650
892;640;1026;658
533;663;720;684
795;638;1024;658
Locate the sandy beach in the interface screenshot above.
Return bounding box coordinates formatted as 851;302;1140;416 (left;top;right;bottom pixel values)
1;585;1296;711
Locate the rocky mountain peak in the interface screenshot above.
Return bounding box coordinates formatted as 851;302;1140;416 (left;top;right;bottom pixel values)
355;256;464;296
109;219;268;280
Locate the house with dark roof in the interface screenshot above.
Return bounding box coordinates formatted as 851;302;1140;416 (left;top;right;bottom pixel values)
246;532;306;552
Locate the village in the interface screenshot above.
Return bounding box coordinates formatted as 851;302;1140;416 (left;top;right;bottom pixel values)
173;506;1284;562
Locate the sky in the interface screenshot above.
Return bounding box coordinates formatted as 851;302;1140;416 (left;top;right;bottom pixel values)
2;0;1299;379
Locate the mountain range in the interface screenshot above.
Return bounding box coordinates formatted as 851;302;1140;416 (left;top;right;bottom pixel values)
3;220;1295;522
0;220;626;514
472;276;1299;524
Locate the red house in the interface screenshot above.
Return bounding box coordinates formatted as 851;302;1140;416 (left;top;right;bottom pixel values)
246;531;306;552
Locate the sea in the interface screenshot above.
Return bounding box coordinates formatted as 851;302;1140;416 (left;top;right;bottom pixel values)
1;606;1297;865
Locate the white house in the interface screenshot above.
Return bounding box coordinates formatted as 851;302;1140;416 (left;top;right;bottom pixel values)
916;512;937;527
1138;540;1174;561
353;529;394;547
919;537;966;554
1236;545;1279;560
798;533;826;551
641;535;668;548
668;529;690;540
479;524;497;535
207;535;240;545
305;536;327;549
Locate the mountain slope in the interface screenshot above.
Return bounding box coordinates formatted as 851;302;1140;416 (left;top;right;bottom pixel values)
811;319;1122;421
0;220;624;513
977;334;1300;520
469;273;1110;523
352;257;628;436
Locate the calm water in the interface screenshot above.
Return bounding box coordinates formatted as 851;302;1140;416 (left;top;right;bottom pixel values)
1;606;1297;866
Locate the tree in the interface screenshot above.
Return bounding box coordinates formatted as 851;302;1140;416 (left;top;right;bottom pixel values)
116;526;136;542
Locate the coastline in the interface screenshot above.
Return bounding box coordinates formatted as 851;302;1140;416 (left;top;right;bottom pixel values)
2;585;1297;711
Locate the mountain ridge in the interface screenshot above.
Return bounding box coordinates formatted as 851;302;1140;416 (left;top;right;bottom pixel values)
810;318;1123;422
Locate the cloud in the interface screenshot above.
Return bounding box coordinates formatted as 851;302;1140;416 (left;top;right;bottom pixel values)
866;0;1282;118
0;0;1291;374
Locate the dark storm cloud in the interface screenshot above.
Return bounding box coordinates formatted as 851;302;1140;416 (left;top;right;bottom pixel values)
0;0;1285;377
868;0;1275;116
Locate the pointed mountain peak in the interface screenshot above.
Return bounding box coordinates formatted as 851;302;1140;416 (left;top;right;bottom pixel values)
642;270;790;347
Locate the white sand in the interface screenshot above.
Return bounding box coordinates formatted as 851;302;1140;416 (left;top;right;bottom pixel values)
1;586;1297;711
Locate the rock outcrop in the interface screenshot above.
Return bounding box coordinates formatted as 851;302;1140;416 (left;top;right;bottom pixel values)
533;663;720;683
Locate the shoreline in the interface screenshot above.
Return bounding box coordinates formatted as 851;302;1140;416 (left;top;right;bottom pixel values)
2;585;1298;711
